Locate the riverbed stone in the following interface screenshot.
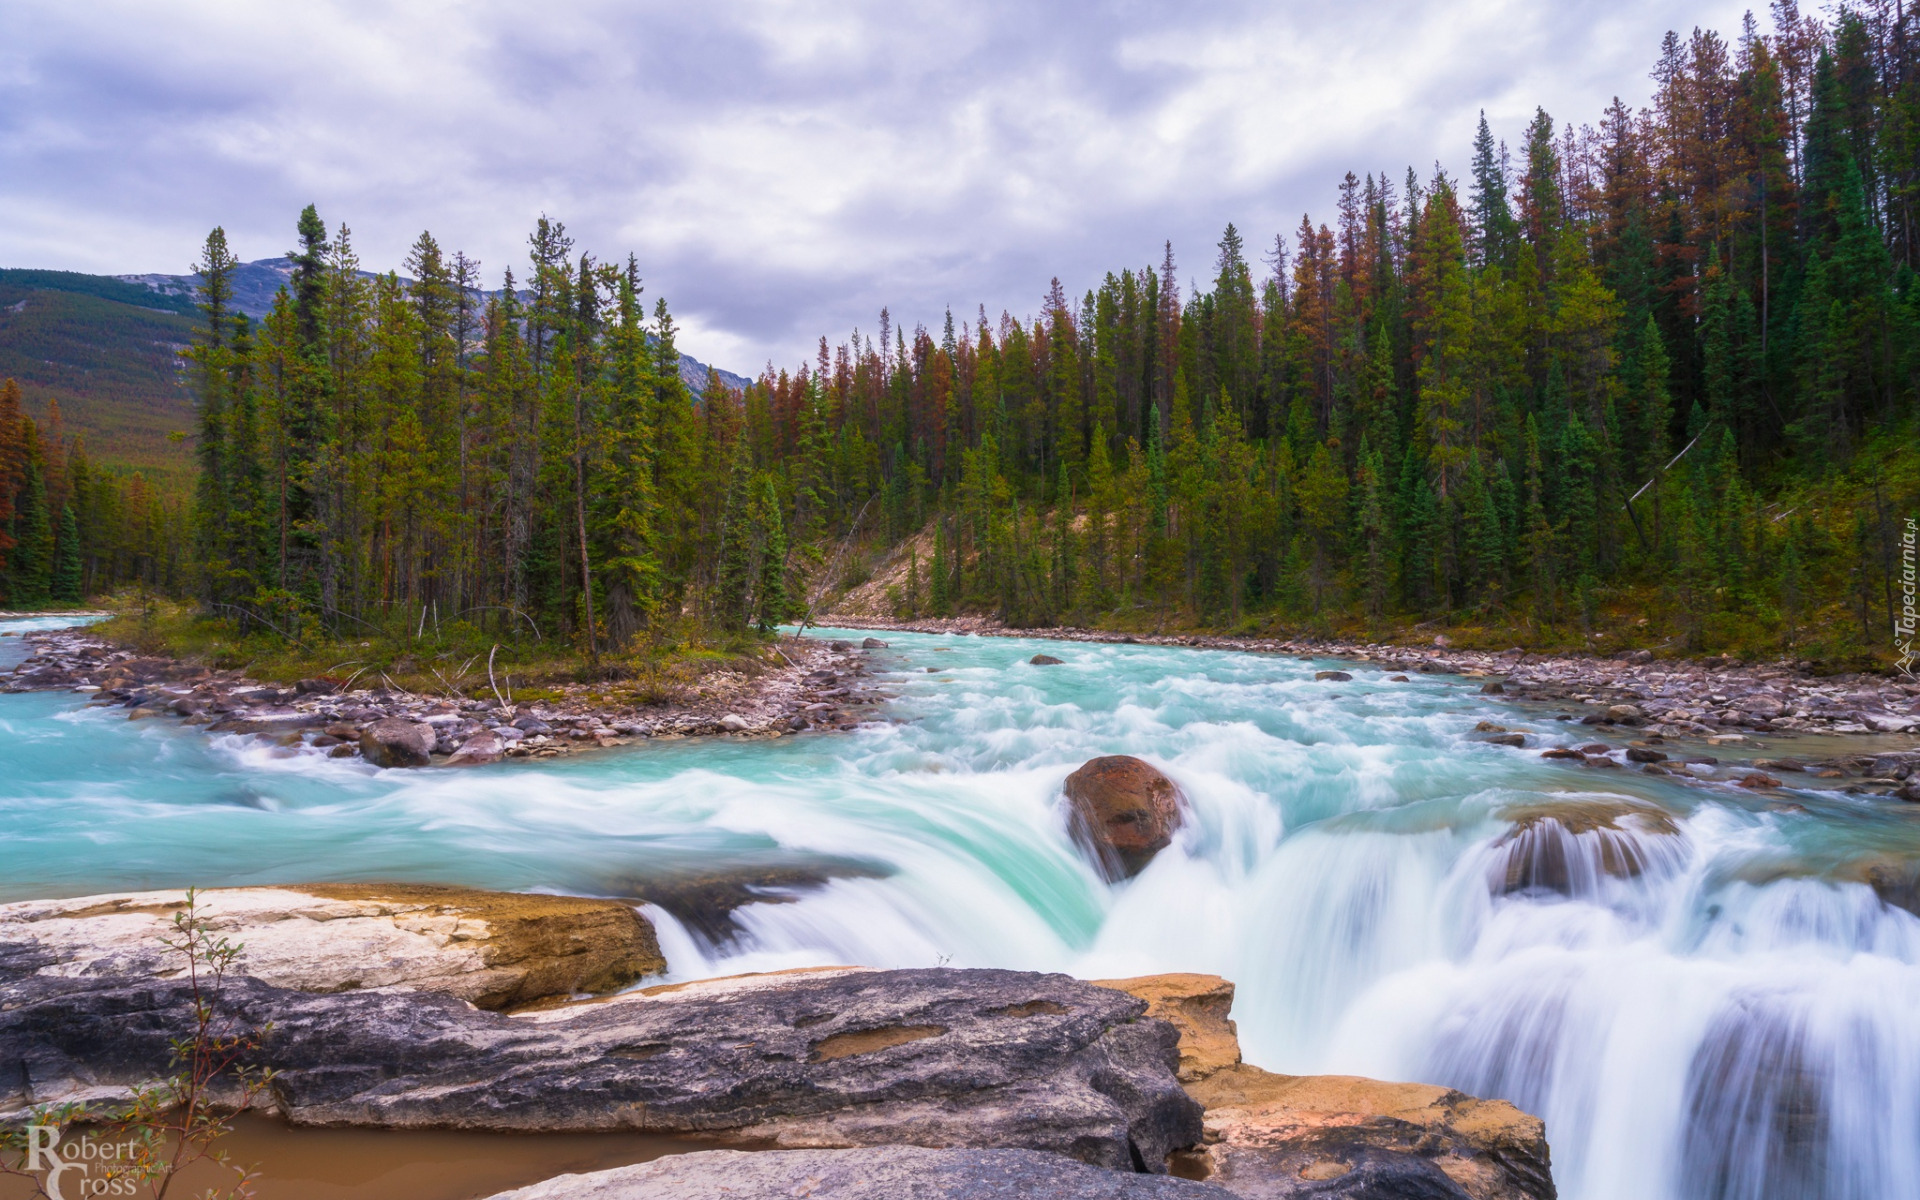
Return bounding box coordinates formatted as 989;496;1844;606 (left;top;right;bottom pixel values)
1063;755;1187;880
483;1148;1238;1200
1031;654;1065;665
359;716;437;767
0;884;663;1011
0;966;1202;1173
446;731;505;766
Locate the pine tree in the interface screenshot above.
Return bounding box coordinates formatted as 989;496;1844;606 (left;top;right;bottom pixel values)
53;504;82;603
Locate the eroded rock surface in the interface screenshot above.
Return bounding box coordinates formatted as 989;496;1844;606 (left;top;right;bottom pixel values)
1094;974;1555;1200
0;885;663;1011
1064;756;1186;880
1185;1068;1554;1200
0;967;1201;1173
483;1147;1238;1199
1096;973;1241;1083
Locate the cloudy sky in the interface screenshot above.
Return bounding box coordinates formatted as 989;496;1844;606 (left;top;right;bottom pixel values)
4;0;1752;374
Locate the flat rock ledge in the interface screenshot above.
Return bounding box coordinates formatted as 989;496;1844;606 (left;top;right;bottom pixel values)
483;1147;1238;1199
0;885;664;1012
0;966;1201;1175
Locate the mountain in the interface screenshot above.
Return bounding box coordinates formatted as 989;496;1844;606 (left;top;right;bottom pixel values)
117;258;752;393
0;271;198;491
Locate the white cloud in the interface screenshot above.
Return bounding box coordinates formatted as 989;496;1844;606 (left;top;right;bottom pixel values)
0;0;1752;372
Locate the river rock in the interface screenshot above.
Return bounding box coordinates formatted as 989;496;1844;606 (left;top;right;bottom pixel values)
483;1148;1238;1199
1095;974;1240;1083
862;637;889;649
1063;756;1186;880
359;716;437;767
446;731;505;766
1490;799;1682;895
1031;654;1065;665
1314;670;1353;682
0;885;663;1011
0;967;1201;1172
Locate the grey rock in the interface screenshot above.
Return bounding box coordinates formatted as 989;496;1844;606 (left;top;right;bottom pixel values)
446;731;504;767
0;967;1201;1172
1314;671;1352;682
359;717;437;768
1031;654;1065;666
719;714;751;732
863;637;889;649
483;1147;1237;1199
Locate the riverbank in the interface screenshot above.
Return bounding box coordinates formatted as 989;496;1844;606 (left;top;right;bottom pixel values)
0;623;890;767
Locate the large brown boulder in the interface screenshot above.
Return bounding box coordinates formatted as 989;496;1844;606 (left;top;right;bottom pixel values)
1064;756;1186;880
360;716;437;767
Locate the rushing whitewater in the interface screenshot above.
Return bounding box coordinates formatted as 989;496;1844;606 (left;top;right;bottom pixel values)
4;618;1919;1200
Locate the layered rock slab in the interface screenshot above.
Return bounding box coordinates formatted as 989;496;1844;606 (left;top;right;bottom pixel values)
484;1147;1238;1199
0;885;664;1011
0;967;1201;1174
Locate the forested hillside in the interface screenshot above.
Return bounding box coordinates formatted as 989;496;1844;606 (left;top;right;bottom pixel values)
5;4;1915;669
0;275;198;490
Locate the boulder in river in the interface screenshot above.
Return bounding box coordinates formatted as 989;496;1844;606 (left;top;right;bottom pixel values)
1491;800;1683;896
481;1147;1236;1200
359;716;437;767
1;966;1201;1173
862;637;889;649
1032;653;1065;665
0;884;663;1011
1314;670;1352;682
1064;755;1186;880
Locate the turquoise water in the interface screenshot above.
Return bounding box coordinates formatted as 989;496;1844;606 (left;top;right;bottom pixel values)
4;615;1920;1199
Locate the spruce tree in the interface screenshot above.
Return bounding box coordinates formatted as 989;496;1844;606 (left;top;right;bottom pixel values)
53;505;81;603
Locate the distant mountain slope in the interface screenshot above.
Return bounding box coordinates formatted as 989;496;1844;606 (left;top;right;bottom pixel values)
0;275;196;491
0;261;748;495
118;258;751;393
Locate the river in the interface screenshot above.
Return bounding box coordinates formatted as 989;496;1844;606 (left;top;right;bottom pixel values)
4;615;1918;1200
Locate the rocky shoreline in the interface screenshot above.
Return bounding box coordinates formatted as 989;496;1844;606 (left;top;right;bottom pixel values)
0;626;899;768
1;884;1555;1199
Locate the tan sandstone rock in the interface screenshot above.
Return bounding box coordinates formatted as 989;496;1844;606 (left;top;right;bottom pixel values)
0;883;664;1011
1064;755;1186;880
1095;973;1554;1200
1094;973;1242;1082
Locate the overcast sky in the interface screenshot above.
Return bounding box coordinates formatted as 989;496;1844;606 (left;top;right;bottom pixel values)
3;0;1753;374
